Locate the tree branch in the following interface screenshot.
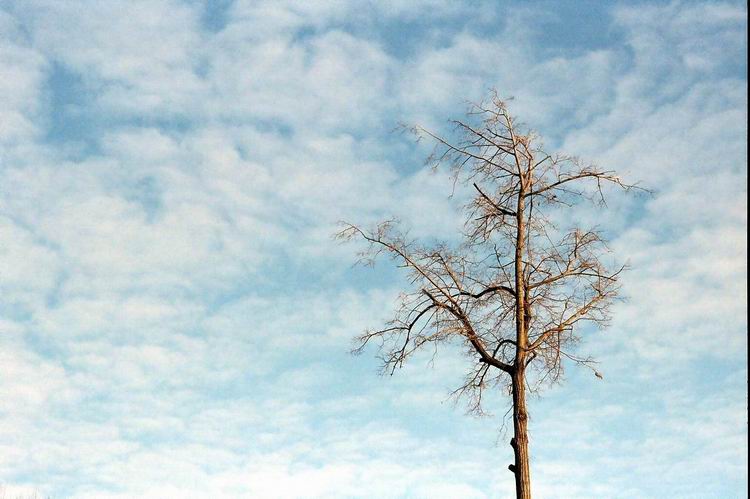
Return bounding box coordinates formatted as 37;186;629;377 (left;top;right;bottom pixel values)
422;289;514;374
528;293;608;351
473;182;517;217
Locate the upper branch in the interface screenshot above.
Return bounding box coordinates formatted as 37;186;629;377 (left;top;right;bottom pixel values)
457;284;515;300
528;292;609;351
525;169;640;200
473;183;517;217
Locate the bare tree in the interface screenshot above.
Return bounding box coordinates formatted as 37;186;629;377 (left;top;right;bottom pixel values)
338;92;641;499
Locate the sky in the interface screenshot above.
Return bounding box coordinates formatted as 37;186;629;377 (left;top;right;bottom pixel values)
0;1;747;498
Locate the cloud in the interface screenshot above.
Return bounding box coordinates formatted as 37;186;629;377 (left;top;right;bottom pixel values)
0;0;746;497
0;10;47;149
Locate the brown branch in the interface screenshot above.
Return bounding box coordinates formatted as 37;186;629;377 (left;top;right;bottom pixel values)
524;170;631;198
422;289;514;374
457;284;516;300
528;293;608;351
473;182;517;217
417;126;518;177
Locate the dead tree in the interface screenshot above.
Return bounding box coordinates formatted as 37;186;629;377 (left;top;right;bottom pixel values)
338;92;640;499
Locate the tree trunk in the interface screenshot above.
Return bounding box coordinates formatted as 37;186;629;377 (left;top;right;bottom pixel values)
511;368;532;499
510;150;532;498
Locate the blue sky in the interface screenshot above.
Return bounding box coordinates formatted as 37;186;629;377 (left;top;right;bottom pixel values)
0;1;746;498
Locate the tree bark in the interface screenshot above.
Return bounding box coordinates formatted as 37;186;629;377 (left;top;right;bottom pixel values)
512;157;532;498
511;368;532;499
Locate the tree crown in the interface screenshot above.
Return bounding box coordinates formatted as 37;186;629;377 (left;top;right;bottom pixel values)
338;92;642;415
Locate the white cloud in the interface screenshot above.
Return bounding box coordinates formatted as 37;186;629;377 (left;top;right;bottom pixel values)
0;11;47;148
0;0;746;497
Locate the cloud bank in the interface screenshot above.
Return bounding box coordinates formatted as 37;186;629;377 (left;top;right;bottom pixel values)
0;1;746;497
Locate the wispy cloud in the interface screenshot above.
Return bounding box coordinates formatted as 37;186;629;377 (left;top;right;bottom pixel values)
0;1;746;497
